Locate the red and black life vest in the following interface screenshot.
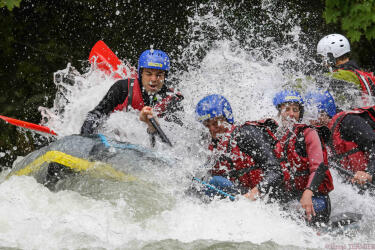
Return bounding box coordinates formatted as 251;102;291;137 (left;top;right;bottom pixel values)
328;106;375;173
350;70;375;98
208;123;263;189
113;78;181;118
246;119;279;144
275;124;333;194
335;67;375;98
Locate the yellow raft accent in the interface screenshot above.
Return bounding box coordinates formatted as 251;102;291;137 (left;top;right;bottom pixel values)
9;150;136;182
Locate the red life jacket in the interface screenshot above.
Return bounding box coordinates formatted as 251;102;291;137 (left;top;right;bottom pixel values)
328;106;375;173
113;78;144;111
275;124;333;194
113;78;181;118
350;70;375;98
208;123;263;189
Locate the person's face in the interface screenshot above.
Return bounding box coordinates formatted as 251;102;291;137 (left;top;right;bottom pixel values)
203;117;229;139
141;68;166;94
279;103;301;124
309;112;330;126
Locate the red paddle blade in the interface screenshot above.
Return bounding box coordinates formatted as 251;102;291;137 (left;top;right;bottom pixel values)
89;40;129;79
0;115;57;136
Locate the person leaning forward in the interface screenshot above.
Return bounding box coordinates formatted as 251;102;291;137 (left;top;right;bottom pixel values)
305;90;375;189
80;49;184;144
272;90;334;224
194;94;284;201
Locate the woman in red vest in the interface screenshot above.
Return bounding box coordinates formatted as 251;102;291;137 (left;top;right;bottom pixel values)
273;90;334;224
80;49;183;144
305;90;375;188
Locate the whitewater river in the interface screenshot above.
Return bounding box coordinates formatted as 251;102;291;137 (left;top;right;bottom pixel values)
1;2;374;249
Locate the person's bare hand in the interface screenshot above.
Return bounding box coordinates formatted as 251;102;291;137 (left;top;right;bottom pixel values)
300;189;315;221
243;187;260;201
352;171;372;185
140;106;156;132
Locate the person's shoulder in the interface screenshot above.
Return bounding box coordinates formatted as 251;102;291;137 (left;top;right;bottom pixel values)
109;78;133;92
331;69;361;87
237;122;263;135
113;78;130;86
303;127;320;141
108;78;125;88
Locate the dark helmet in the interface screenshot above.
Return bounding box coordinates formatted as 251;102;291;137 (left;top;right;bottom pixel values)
195;94;234;124
305;90;336;118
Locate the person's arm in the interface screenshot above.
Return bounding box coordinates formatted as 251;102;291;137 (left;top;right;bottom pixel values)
80;80;129;135
235;124;283;193
304;128;325;188
340;114;375;183
301;128;325;220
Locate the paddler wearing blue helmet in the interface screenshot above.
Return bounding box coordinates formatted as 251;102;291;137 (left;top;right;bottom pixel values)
81;49;184;144
194;94;283;201
305;90;375;189
273;89;334;225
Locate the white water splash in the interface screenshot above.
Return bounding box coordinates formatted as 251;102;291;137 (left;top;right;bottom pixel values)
4;1;375;249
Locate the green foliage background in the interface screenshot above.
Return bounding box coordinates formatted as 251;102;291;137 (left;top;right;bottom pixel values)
0;0;374;168
324;0;375;42
0;0;22;10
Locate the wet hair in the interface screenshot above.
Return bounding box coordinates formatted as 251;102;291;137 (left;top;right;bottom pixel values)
336;52;350;62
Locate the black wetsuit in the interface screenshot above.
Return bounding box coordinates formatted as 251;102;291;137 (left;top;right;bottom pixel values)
339;113;375;181
209;123;283;196
80;79;184;135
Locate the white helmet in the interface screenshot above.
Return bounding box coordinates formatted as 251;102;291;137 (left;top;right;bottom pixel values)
317;34;350;58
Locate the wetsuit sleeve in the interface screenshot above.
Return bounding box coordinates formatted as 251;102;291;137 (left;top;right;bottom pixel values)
304;128;325;189
235;124;283;192
340;114;375;180
80;80;129;135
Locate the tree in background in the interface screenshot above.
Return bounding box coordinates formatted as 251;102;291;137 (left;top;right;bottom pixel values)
323;0;375;70
324;0;375;42
0;0;22;10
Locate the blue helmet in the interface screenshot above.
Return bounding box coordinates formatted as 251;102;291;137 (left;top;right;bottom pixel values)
273;90;304;108
273;90;304;120
304;90;336;118
195;94;234;124
138;49;170;74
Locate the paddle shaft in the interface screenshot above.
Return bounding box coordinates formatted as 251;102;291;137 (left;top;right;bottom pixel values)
331;163;375;188
149;117;173;147
192;177;236;201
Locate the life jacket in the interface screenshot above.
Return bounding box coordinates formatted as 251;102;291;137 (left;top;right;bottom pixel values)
113;78;144;111
351;70;375;98
208;123;263;189
328;106;375;173
334;68;375;98
113;78;182;118
246;118;279;144
275;124;333;194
